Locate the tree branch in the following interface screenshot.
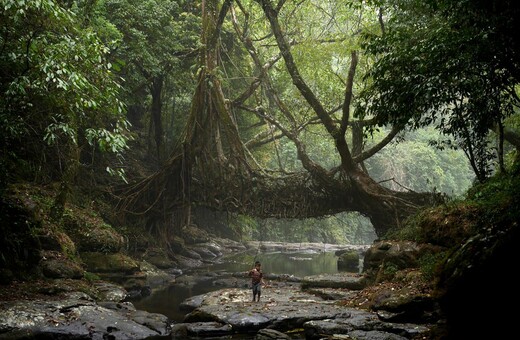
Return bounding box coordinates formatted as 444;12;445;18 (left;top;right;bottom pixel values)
208;0;233;50
353;125;403;163
256;0;338;137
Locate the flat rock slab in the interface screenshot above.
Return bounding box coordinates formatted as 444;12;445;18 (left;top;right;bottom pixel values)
301;273;366;290
303;311;430;339
184;287;347;331
182;286;430;338
0;292;168;339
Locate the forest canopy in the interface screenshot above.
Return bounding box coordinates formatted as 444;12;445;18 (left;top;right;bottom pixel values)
1;0;519;236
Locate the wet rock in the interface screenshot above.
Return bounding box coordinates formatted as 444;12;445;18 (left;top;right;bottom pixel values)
255;328;291;339
301;273;366;290
94;281;127;302
139;260;176;289
186;321;232;336
81;252;140;274
337;249;360;272
203;242;224;257
172;322;233;337
227;312;271;330
302;309;429;339
129;309;169;335
142;247;176;269
264;273;302;282
182;248;203;260
184;288;352;332
0;292;168;339
39;251;84;279
179;293;208;311
168;268;183;276
190;246;218;260
214;237;247;253
344;330;409;340
125;285;152;300
173;254;204;268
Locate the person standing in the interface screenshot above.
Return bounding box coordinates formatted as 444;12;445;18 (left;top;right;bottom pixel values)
248;261;264;302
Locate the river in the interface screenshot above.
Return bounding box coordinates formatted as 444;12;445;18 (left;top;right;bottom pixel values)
131;249;357;322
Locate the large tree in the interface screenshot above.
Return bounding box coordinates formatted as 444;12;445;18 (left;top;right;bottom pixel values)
0;0;130;217
120;0;439;238
358;0;520;181
101;0;200;162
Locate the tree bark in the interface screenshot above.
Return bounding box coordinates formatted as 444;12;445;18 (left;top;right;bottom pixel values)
51;143;80;221
150;75;164;161
255;0;438;235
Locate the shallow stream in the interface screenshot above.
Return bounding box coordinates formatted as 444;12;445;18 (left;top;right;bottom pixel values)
131;250;349;322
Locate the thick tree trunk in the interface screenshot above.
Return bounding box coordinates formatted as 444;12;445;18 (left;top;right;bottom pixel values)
150;75;164;161
256;0;437;235
51;143;80;221
119;0;442;239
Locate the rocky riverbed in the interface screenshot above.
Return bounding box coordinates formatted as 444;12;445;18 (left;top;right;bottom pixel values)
0;241;439;339
175;277;431;339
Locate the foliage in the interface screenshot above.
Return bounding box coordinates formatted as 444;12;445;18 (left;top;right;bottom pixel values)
83;271;101;282
386;172;520;248
418;250;447;281
0;0;130;185
465;173;520;226
358;0;520;182
245;212;376;245
99;0;200;157
365;127;474;196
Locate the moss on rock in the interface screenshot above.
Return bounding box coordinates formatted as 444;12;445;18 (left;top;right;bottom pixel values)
81;252;140;274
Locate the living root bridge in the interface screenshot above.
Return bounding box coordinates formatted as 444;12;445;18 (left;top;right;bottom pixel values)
116;153;356;221
115;1;442;237
116;149;440;238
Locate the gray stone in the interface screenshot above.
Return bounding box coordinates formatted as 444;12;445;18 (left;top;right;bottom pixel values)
301;273;366;290
179;293;208;311
347;330;409;340
255;328;291;339
185;321;233;336
0;293;168;339
337;249;360;272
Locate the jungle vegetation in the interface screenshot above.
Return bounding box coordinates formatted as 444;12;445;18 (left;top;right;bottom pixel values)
1;0;519;244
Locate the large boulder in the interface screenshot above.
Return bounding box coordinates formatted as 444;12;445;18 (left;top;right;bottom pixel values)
337;249;360;272
39;250;84;279
80;252;140;274
363;241;441;283
65;216;125;253
0;292;168;339
142;247;176;269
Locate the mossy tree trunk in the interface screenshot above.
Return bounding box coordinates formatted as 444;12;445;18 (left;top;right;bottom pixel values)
51;142;80;221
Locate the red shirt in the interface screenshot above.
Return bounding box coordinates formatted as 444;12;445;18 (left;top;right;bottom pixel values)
249;268;262;284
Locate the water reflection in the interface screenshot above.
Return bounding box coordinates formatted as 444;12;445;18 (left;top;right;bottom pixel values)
205;251;340;277
132;280;217;322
